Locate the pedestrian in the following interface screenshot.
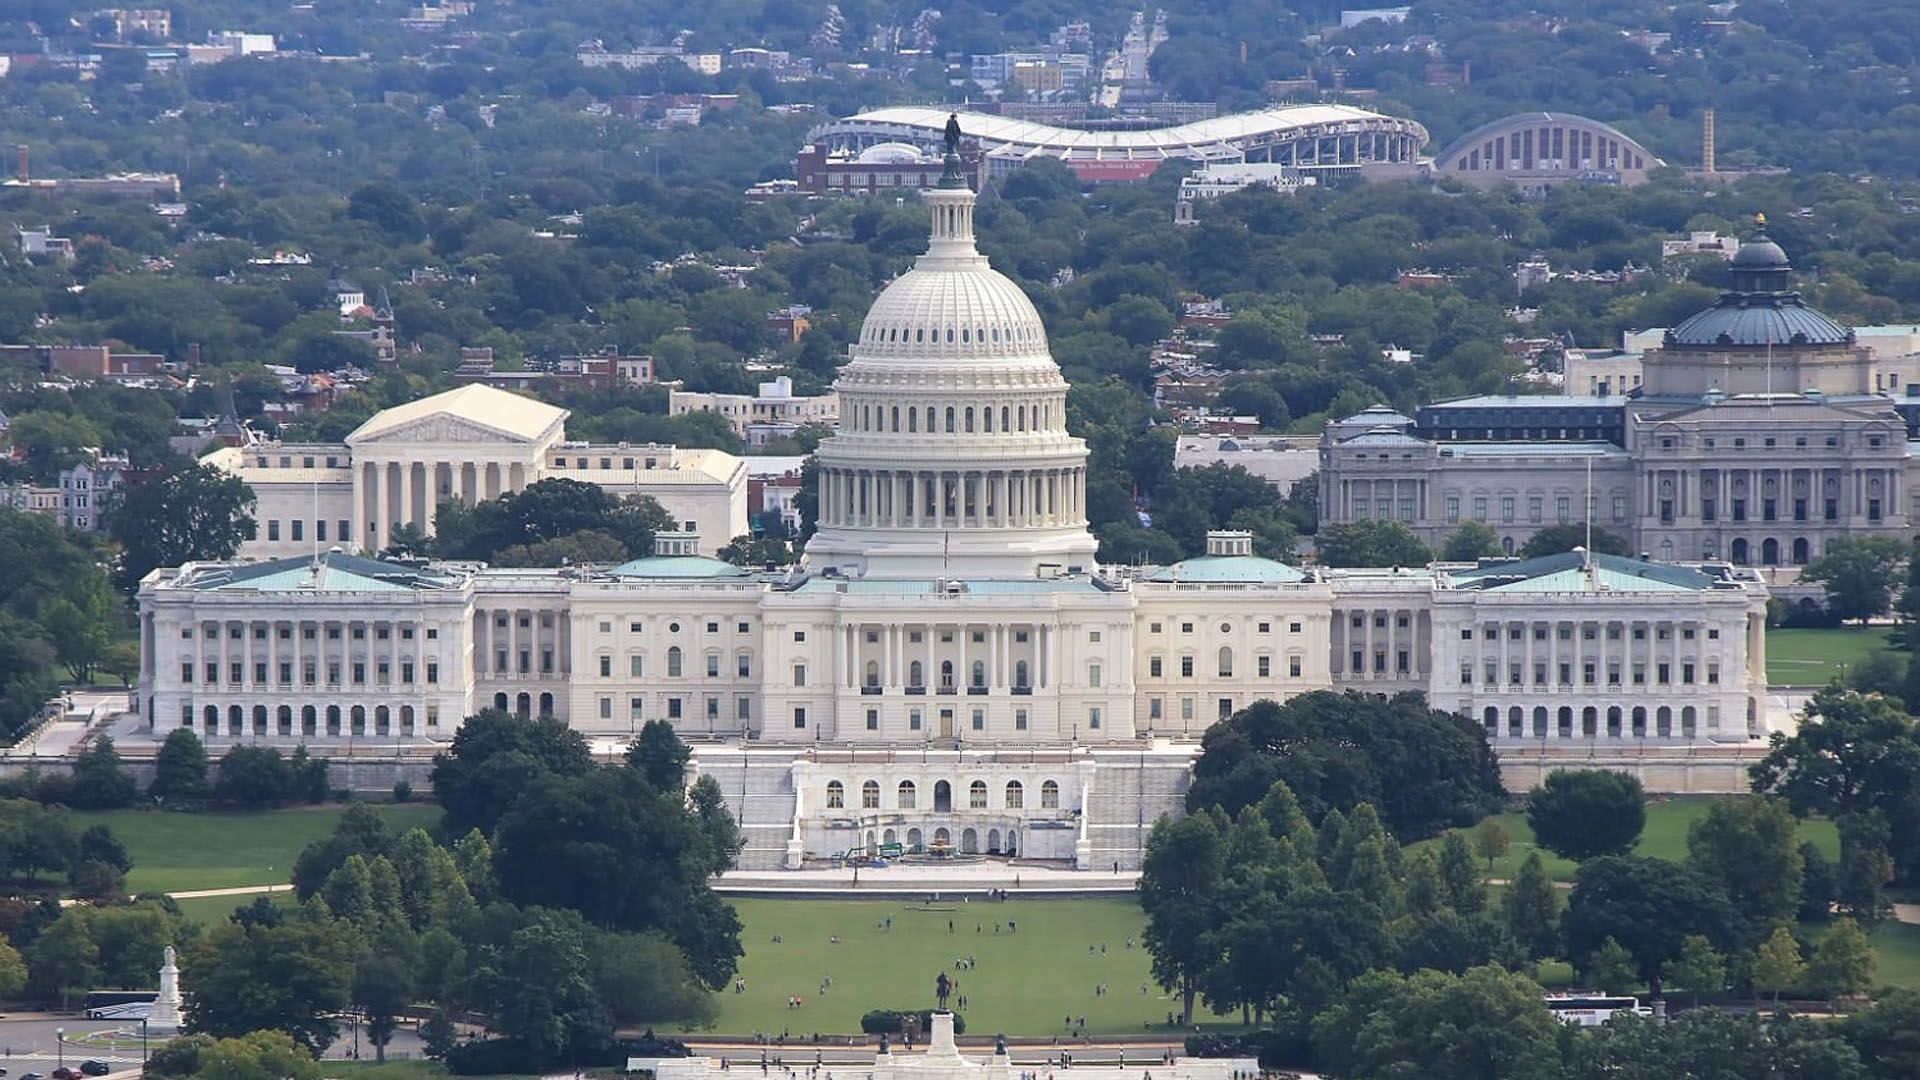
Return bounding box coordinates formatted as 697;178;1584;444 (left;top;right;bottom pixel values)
949;919;955;932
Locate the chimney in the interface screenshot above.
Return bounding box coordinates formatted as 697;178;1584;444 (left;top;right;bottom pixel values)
187;342;202;367
1701;108;1716;174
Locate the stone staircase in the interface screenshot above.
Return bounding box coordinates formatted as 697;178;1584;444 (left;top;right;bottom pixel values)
695;754;797;870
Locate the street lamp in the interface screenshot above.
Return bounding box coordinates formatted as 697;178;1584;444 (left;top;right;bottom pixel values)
141;1019;149;1066
55;1027;63;1070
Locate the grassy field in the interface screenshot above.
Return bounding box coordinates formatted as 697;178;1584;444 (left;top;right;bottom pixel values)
72;803;442;895
1414;798;1841;884
1766;625;1899;685
690;897;1174;1038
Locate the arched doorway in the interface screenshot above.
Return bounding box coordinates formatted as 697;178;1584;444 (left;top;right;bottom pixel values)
538;692;554;717
302;705;316;736
1606;706;1622;737
1631;706;1646;736
961;828;978;854
988;828;1001;854
934;780;953;811
1532;707;1547;737
906;827;922;852
883;828;898;847
1731;538;1750;564
325;705;341;735
1557;707;1573;738
1005;829;1018;857
350;705;366;735
1656;706;1673;737
515;692;531;717
1681;706;1697;737
493;692;508;712
864;830;876;852
1581;706;1597;737
1482;706;1498;732
1508;707;1523;737
1792;537;1810;564
933;827;952;852
1761;538;1780;566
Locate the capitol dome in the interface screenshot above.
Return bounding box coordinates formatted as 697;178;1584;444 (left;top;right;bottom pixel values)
804;130;1097;580
1666;230;1853;349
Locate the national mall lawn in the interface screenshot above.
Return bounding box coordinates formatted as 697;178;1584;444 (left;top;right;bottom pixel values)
76;796;1920;1035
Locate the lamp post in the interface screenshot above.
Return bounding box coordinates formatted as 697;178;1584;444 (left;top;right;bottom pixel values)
141;1019;149;1066
55;1027;63;1071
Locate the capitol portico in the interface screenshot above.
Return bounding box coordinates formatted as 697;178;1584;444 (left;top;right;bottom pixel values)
137;122;1777;871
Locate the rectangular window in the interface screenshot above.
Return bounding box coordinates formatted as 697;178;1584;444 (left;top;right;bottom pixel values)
909;709;922;731
1015;708;1028;730
866;709;879;731
1556;496;1570;523
1088;706;1101;729
1288;656;1302;677
1149;697;1163;720
1473;496;1488;520
971;709;984;731
1258;656;1271;677
401;662;414;684
599;656;611;677
630;655;644;677
267;520;280;541
182;662;193;683
1088;663;1102;687
599;697;612;720
1501;496;1515;523
793;707;806;728
1180;656;1193;678
668;697;683;719
793;665;807;687
737;696;751;721
426;662;438;683
1612;495;1626;521
1149;656;1163;677
291;520;303;541
1528;496;1542;524
1445;496;1460;523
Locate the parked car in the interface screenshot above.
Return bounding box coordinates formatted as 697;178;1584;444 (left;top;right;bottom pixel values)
51;1067;76;1080
80;1063;112;1077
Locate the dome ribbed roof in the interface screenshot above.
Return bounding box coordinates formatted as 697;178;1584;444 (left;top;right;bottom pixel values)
1665;232;1854;348
856;265;1049;359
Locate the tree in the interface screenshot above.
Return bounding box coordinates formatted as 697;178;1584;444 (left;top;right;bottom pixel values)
150;728;211;800
1503;850;1560;960
590;930;719;1028
1583;936;1638;994
1571;1008;1867;1080
352;954;414;1062
1562;856;1739;996
1475;817;1511;871
68;736;140;809
1835;811;1896;925
1441;522;1502;562
1751;686;1920;820
1313;520;1432;568
348;181;426;241
471;908;613;1067
1664;934;1726;1008
184;913;357;1055
1518;524;1630;559
1526;770;1646;861
1808;917;1874;1010
1751;925;1806;1006
215;746;294;807
1898;537;1920;650
79;824;132;872
194;1030;324;1080
429;709;594;837
105;463;257;591
1438;832;1485;914
1312;965;1564;1080
1686;796;1805;933
490;768;743;989
1802;537;1909;624
40;573;117;683
626;719;691;791
1139;812;1226;1024
0;938;26;998
25;911;99;1007
1188;692;1503;840
1840;988;1920;1080
291;803;394;898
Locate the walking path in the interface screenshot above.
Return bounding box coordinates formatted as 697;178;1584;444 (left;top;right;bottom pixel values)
1893;903;1920;926
167;883;294;900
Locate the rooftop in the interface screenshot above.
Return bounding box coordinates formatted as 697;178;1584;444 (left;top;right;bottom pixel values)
1447;551;1716;593
346;383;568;444
177;552;462;593
1142;554;1306;584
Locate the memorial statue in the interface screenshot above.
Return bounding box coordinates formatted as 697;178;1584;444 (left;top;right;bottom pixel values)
149;944;185;1032
944;114;962;157
935;970;952;1010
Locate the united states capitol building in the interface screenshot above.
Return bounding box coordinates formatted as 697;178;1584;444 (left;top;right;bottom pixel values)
135;144;1772;871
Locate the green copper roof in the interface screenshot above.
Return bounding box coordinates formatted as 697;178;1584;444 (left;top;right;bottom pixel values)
1449;551;1713;593
194;552;459;592
1145;555;1306;584
607;555;751;579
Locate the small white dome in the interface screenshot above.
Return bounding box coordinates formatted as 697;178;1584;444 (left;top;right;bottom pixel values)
857;265;1049;359
855;141;931;164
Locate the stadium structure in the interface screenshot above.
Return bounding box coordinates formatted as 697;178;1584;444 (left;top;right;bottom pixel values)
802;104;1429;183
1429;111;1665;191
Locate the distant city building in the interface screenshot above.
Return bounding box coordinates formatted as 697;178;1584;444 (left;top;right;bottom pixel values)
1662;230;1738;261
1174;435;1320;496
670;376;839;449
766;305;813;344
794;141;985;195
1339;6;1411;27
1173;163;1312;222
205;30;274;55
452;346;654;391
575;43;682;69
3;174;181;198
201;384;748;558
968;50;1092;98
1429;112;1663;192
1562;349;1644;397
96;8;172;39
17;226;73;261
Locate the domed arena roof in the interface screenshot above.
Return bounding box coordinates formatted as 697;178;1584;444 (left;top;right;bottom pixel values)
1665;231;1854;349
855;141;930;165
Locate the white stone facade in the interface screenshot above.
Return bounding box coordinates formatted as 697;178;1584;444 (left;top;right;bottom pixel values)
205;384;748;558
135;164;1773;872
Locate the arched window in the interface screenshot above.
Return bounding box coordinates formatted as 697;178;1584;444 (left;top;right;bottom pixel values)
1018;405;1027;431
945;407;956;433
301;705;317;736
1006;781;1024;808
1001;406;1010;431
971;660;985;689
1483;706;1498;731
909;409;918;433
400;705;414;732
1507;706;1522;737
926;406;936;432
940;660;955;689
277;705;292;735
326;705;341;734
898;780;917;808
375;705;390;734
865;660;880;689
350;705;366;735
1218;646;1233;677
667;646;683;677
826;781;845;809
1041;780;1060;809
862;780;880;808
228;705;243;735
969;780;988;809
1014;660;1029;689
983;408;994;433
964;407;974;432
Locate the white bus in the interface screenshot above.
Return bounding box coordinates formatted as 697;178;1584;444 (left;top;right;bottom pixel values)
1543;993;1652;1027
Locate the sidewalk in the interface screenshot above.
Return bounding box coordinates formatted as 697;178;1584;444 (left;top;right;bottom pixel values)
717;862;1139;896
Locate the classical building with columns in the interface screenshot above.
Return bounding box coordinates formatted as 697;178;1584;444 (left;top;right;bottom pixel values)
136;134;1773;871
1320;228;1918;566
203;383;749;558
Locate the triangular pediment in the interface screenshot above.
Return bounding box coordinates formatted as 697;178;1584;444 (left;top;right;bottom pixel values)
348;411;540;445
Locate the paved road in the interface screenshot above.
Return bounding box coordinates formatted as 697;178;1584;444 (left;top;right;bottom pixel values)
0;1017;426;1068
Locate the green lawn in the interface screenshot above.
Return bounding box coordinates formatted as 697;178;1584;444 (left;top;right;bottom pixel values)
1415;798;1840;885
71;803;442;895
692;897;1181;1038
1766;626;1899;685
